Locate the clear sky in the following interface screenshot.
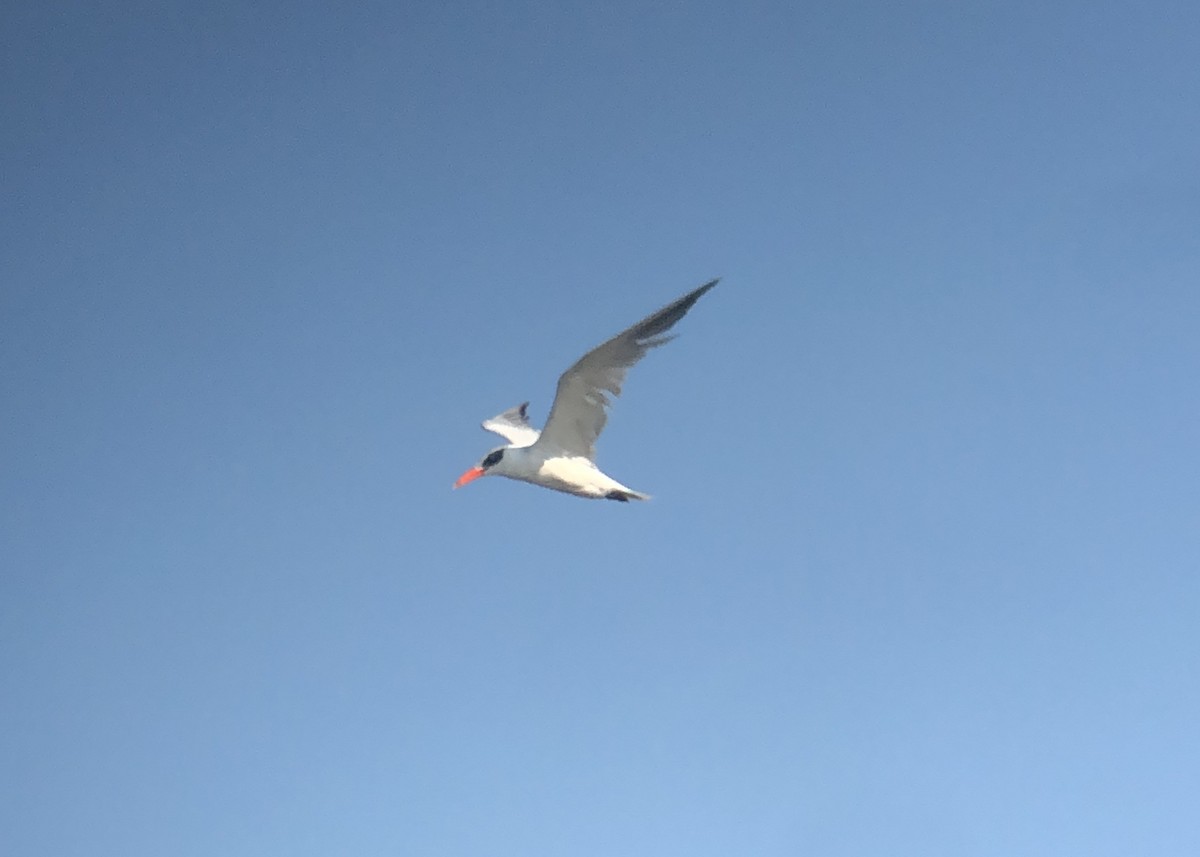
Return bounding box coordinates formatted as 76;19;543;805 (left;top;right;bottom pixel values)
3;2;1198;855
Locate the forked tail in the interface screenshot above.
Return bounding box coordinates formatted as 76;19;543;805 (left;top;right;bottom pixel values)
604;489;651;502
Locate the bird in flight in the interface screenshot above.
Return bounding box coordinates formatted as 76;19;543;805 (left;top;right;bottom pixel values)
454;278;719;501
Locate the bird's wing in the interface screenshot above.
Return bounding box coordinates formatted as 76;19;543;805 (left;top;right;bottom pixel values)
535;279;718;460
481;402;541;447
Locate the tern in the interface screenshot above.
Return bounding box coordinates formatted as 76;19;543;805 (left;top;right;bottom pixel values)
454;278;718;501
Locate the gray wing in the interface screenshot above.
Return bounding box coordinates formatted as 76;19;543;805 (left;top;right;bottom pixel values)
481;402;541;447
535;279;718;459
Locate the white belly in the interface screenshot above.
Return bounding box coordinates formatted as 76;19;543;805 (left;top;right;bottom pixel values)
496;446;646;499
533;455;629;497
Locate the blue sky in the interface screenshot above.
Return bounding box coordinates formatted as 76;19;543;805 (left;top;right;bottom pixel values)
3;1;1198;854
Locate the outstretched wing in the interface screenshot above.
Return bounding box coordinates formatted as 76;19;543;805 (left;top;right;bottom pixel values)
535;279;718;460
481;402;541;447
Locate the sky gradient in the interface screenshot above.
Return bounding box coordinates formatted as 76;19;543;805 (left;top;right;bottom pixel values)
4;2;1199;855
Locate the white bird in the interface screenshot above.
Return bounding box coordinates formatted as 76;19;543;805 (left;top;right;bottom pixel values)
454;279;719;501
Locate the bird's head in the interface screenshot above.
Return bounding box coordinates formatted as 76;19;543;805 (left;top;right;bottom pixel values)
453;446;506;489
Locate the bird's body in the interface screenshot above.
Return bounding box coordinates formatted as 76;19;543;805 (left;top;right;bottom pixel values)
454;279;718;501
484;444;650;501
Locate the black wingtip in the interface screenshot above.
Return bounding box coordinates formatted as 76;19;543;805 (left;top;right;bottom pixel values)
678;277;720;311
689;278;720;302
630;278;721;342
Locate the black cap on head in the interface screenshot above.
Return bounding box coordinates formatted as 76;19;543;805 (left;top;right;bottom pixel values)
481;449;505;469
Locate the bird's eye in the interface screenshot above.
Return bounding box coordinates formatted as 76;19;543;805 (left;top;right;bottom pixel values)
482;450;504;468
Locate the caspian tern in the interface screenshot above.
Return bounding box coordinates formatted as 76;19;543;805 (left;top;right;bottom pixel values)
454;279;718;501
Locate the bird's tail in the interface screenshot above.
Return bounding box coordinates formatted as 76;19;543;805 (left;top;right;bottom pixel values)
604;489;651;502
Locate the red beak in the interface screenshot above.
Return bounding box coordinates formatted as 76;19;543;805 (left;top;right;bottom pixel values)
453;466;485;489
